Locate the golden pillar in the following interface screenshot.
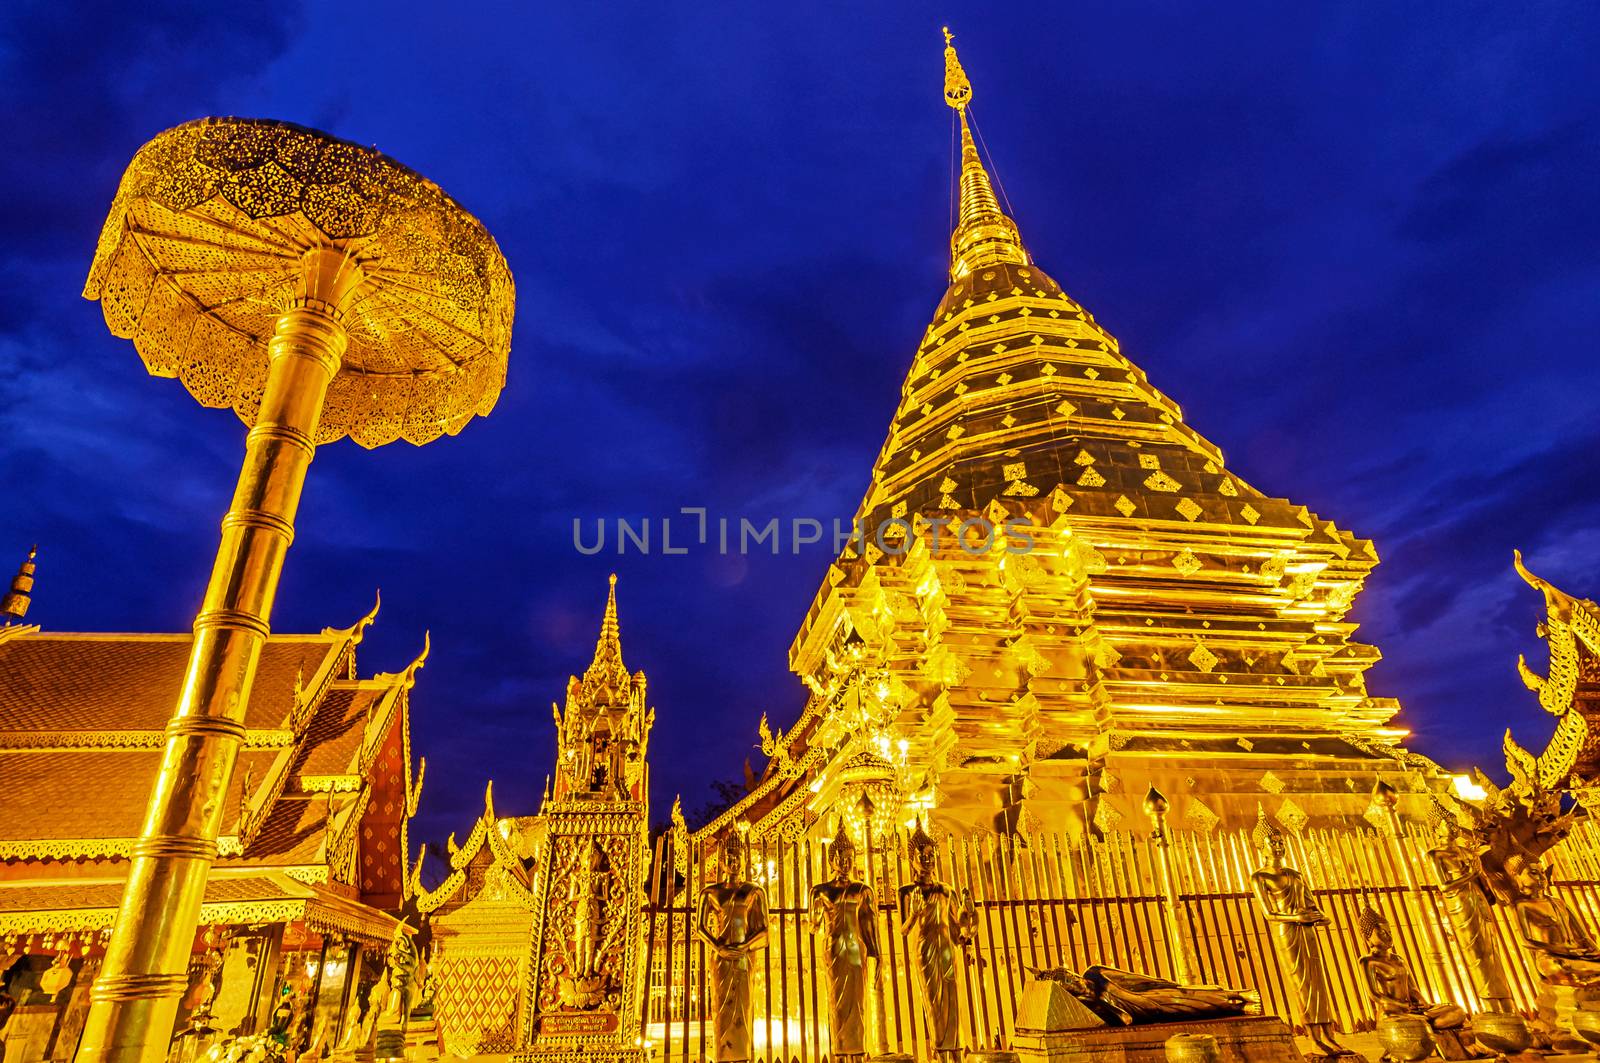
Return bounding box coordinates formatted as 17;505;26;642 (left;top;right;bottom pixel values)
76;117;514;1063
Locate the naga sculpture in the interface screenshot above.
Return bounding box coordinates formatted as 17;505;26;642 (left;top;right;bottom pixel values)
1506;550;1600;797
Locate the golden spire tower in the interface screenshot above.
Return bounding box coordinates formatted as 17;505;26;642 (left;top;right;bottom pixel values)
734;30;1423;841
942;28;1029;279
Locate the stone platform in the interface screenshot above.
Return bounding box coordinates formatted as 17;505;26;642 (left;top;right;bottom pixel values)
1012;1014;1300;1062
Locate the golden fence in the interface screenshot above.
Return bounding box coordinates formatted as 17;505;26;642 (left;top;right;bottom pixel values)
637;818;1600;1062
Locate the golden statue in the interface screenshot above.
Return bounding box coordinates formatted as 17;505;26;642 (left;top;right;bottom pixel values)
337;924;418;1058
1249;806;1346;1058
567;840;608;993
1035;966;1260;1026
1356;907;1473;1059
1508;855;1600;987
809;822;878;1061
696;831;771;1062
898;821;976;1060
1424;799;1512;1011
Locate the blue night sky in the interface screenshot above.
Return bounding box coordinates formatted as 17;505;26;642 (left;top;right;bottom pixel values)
3;2;1599;841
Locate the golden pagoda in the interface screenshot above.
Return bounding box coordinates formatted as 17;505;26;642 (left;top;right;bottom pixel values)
716;30;1436;843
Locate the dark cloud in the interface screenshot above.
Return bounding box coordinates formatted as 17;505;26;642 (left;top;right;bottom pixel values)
3;1;1598;840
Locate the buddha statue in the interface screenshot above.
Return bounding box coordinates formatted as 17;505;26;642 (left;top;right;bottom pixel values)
1508;855;1600;987
1423;799;1512;1012
1035;965;1260;1026
897;821;976;1061
1249;805;1347;1058
697;831;770;1062
1356;907;1474;1059
809;823;878;1062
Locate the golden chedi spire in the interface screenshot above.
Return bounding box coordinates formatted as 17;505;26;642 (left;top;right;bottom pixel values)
943;28;1029;279
771;25;1403;843
1;546;37;623
580;573;630;702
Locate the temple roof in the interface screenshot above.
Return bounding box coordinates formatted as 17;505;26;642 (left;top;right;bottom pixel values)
0;609;424;893
0;868;404;942
0;631;343;732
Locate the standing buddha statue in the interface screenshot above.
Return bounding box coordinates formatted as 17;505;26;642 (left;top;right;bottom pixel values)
697;831;770;1063
1424;798;1512;1012
1250;805;1347;1058
809;822;878;1062
897;821;976;1061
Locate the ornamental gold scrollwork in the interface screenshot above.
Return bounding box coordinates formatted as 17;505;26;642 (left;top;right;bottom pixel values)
86;117;514;448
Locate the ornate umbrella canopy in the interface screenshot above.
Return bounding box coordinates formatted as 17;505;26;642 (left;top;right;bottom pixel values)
84;117;514;448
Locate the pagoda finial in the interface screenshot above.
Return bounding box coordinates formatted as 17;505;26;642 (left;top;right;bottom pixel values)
941;28;1029;279
1;545;37;624
942;27;971;111
581;572;630;699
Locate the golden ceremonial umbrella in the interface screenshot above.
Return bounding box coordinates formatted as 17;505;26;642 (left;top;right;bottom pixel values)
76;117;514;1063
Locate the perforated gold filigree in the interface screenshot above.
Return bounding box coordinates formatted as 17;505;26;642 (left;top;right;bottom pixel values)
84;117;515;448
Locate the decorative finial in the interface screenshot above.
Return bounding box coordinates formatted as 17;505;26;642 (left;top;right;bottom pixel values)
581;572;630;698
830;817;856;854
1;545;38;623
1356;905;1387;941
942;27;972;111
1252;802;1283;850
939;29;1029;278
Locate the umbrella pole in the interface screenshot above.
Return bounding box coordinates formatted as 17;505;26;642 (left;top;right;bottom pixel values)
78;253;358;1063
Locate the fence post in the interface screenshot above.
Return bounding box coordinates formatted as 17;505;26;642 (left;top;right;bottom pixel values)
1144;788;1199;985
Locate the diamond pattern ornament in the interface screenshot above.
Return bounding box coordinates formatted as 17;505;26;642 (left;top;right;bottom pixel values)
1260;771;1286;795
1114;495;1137;517
1275;798;1310;835
1175;498;1203;522
1240;503;1261;525
1144;471;1181;492
1093;800;1123;833
1172;548;1202;577
1188;640;1218;673
1184;799;1221;833
1077;467;1106;488
1049;485;1074;513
